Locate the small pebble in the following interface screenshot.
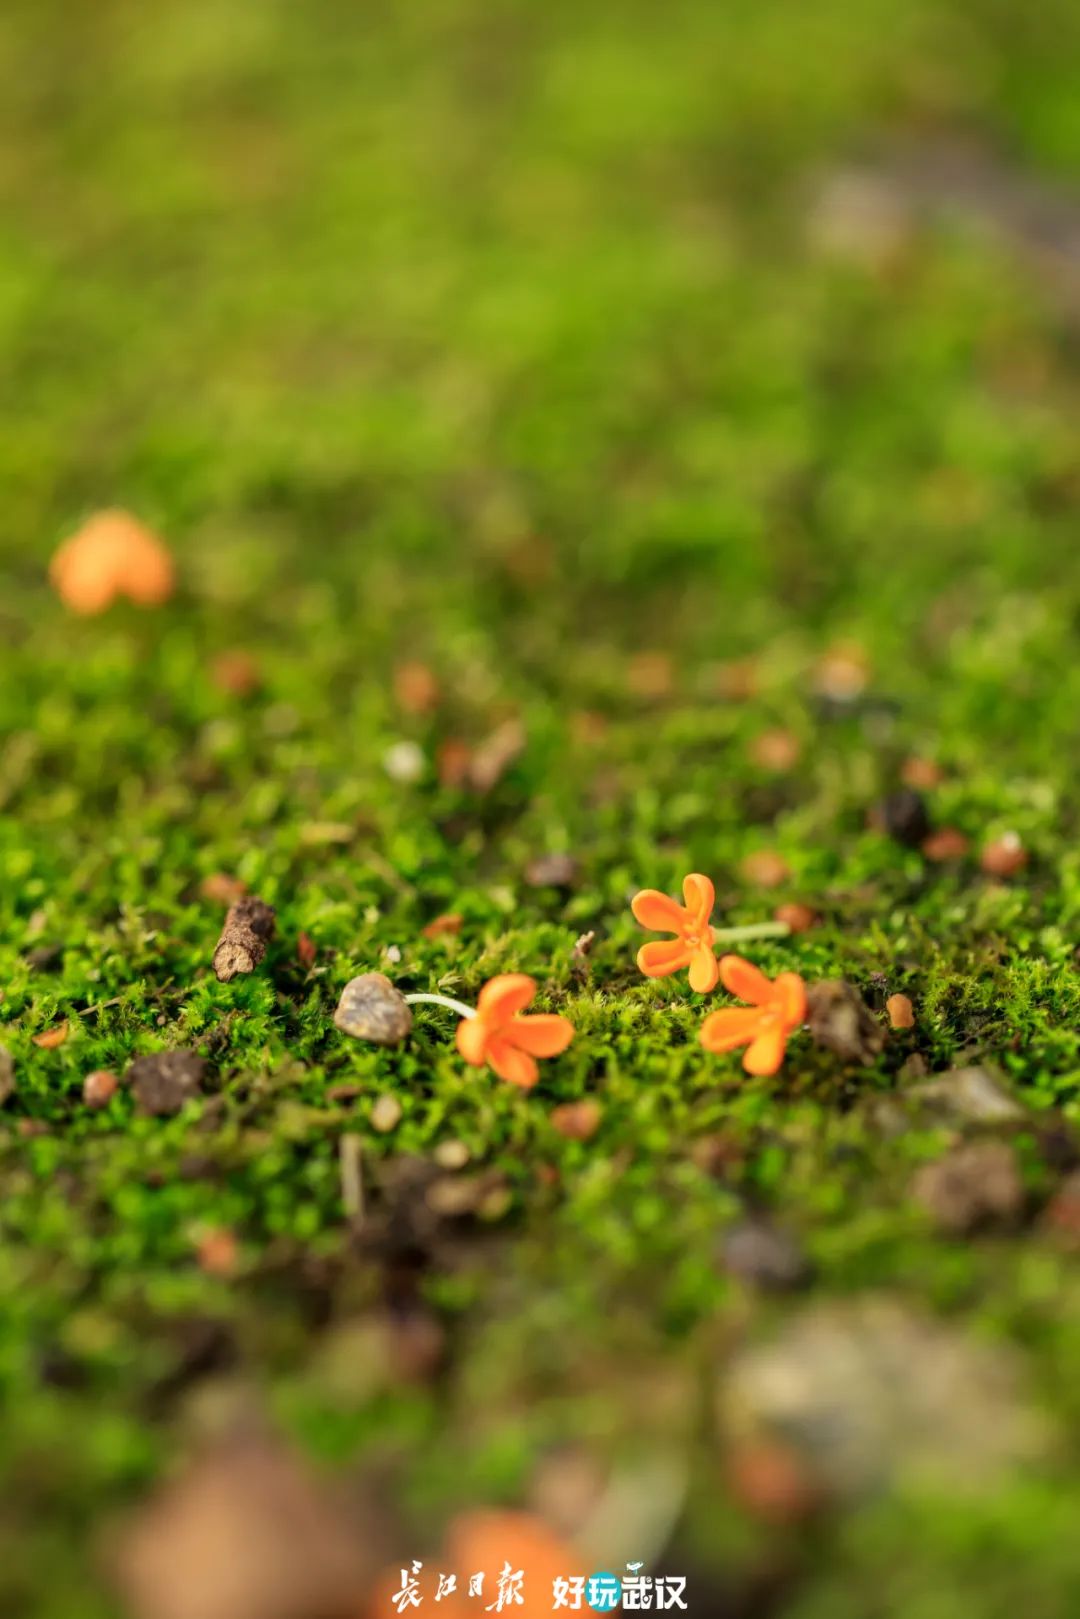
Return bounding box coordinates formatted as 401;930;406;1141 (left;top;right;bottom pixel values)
773;901;817;934
383;740;426;784
922;827;970;862
806;980;884;1064
196;1227;239;1277
525;852;580;888
886;993;915;1030
913;1141;1023;1234
749;729;801;771
740;849;792;888
550;1100;603;1141
433;1139;470;1170
334;974;413;1045
722;1219;811;1291
626;651;673;698
900;755;944;790
210;650;261;696
813;643;868;701
980;832;1028;878
370;1095;403;1133
128;1050;206;1116
393;660;440;715
83;1069;119;1108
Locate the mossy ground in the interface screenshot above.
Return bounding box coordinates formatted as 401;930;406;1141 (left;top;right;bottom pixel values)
3;2;1080;1614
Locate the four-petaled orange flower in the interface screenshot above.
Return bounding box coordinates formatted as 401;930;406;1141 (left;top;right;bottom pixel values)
456;974;574;1089
699;955;806;1076
50;509;175;615
632;872;719;993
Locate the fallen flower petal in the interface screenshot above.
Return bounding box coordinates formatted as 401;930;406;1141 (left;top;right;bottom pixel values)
700;956;806;1077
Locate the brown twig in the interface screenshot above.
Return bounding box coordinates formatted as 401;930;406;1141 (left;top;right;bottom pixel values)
213;897;276;983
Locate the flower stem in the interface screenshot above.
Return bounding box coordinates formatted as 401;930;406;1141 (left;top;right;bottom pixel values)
712;921;791;943
403;992;477;1019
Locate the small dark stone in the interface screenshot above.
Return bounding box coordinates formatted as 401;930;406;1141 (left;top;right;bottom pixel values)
525;852;580;888
334;973;413;1045
872;787;932;848
912;1141;1024;1234
128;1050;206;1116
722;1219;811;1291
806;980;885;1064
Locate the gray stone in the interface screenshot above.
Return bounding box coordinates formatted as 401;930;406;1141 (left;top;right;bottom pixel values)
909;1065;1025;1124
723;1298;1049;1498
128;1050;206;1116
334;973;413;1045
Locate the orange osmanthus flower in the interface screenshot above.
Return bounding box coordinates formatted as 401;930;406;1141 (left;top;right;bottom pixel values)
631;872;719;993
456;974;574;1089
699;954;806;1076
50;509;175;615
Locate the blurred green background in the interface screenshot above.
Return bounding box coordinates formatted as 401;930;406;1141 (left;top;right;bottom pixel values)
3;1;1080;1615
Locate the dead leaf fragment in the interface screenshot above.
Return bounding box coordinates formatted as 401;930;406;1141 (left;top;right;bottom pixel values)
50;509;174;615
32;1022;68;1050
296;931;317;968
0;1045;13;1105
422;912;463;939
468;717;525;792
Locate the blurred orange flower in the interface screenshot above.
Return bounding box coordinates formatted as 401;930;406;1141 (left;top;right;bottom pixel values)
50;509;174;615
699;955;806;1076
456;974;574;1089
631;872;719;993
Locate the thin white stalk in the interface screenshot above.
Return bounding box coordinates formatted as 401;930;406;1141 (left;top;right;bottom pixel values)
712;921;791;943
403;992;477;1019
